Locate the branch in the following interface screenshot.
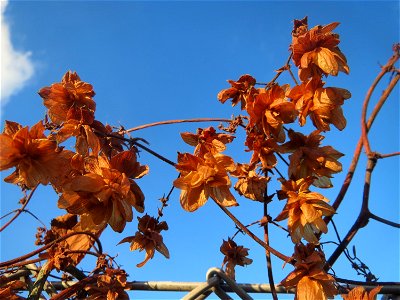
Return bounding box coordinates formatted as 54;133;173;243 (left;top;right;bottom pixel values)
0;185;38;232
361;49;400;156
123;118;233;133
369;212;400;228
263;183;278;300
0;231;102;269
213;199;292;263
324;48;400;226
95;130;177;167
264;53;294;88
376;151;400;159
325;157;377;270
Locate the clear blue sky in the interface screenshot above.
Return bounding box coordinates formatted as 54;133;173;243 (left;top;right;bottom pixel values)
1;1;399;299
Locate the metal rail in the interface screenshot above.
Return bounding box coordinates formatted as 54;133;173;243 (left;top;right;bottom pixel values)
3;267;400;299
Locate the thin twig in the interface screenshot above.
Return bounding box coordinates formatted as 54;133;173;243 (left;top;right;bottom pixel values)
231;220;260;239
0;185;38;232
361;51;400;157
0;231;103;269
156;181;177;221
325;157;377;270
368;212;400;228
266;53;294;88
376;151;400;159
263;183;278;300
123;118;233;133
1;257;45;270
134;140;176;166
95;129;177;167
323;52;400;227
213;199;292;263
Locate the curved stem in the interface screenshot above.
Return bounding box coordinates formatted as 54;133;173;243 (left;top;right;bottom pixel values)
0;185;38;232
124;118;233;133
361;60;400;157
324;53;400;227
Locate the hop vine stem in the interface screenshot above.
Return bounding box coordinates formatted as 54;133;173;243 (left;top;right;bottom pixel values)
323;47;400;228
0;231;103;269
0;185;38;232
123;118;233;133
213;199;292;264
324;46;400;271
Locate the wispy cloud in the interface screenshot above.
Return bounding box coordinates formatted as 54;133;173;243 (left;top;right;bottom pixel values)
1;0;34;108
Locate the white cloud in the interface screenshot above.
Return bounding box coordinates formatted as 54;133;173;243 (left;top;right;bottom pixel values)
1;0;34;108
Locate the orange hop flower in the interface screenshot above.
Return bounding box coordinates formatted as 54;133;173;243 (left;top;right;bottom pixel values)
180;126;235;156
342;286;382;300
58;149;148;232
245;131;279;170
38;214;104;269
280;129;344;188
218;74;258;110
90;121;126;157
173;152;238;212
288;77;351;131
281;243;337;300
275;177;335;244
0;120;73;188
53;119;101;156
248;84;297;142
220;238;253;280
230;163;270;202
291;18;349;81
38;71;96;125
81;268;129;300
118;214;169;268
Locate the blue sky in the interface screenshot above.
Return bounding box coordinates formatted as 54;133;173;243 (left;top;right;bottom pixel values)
1;1;399;299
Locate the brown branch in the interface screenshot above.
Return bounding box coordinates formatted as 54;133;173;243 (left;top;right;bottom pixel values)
266;53;294;88
0;231;102;269
134;140;176;167
376;151;400;159
213;199;292;263
123;118;233;133
0;185;38;232
1;257;45;270
361;56;400;156
325;157;377;270
95;129;177;167
324;50;400;226
231;220;260;239
368;212;400;228
157;180;178;221
263;183;278;300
